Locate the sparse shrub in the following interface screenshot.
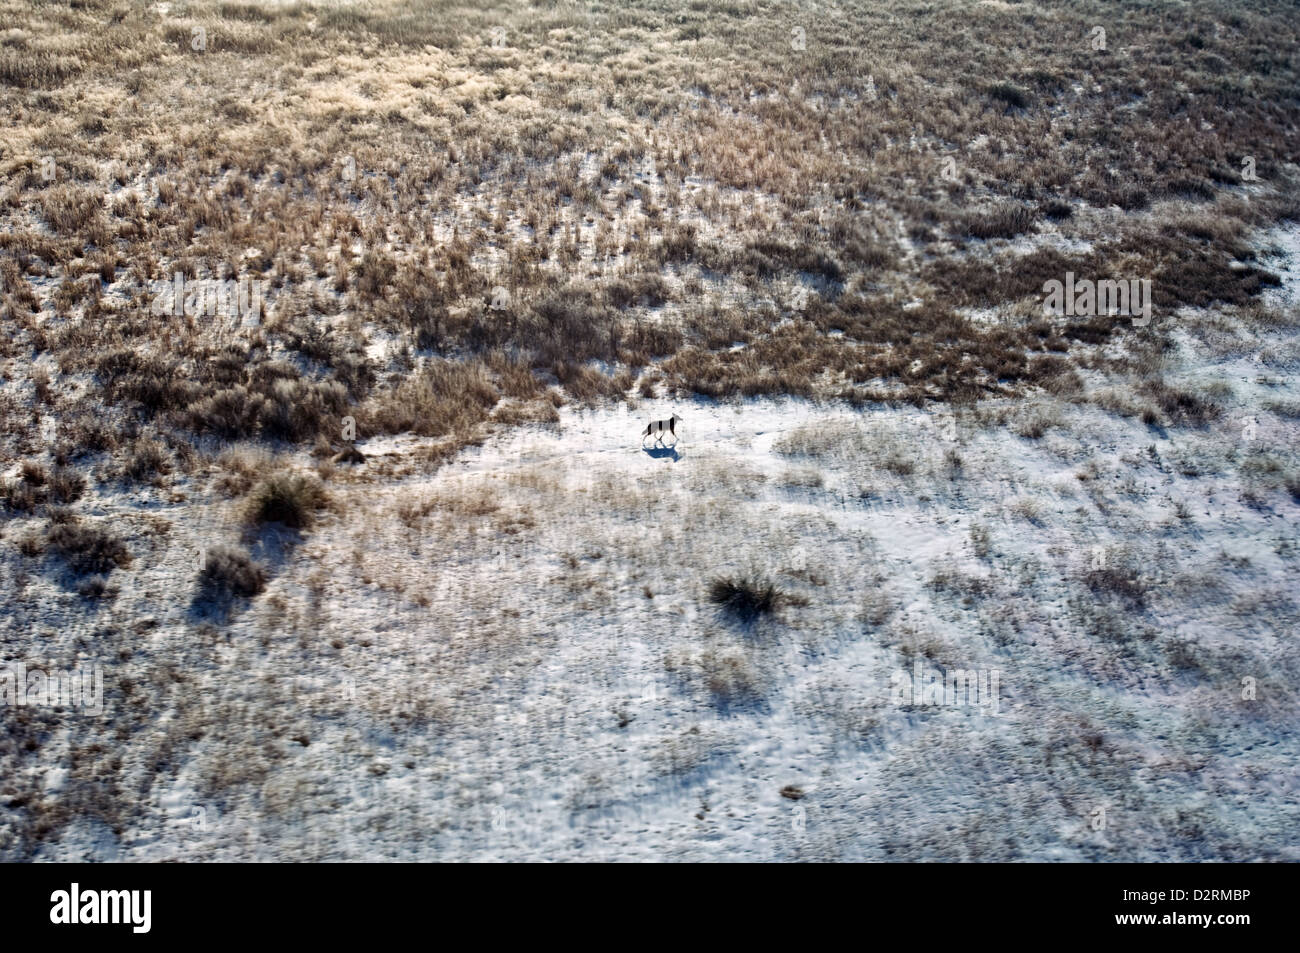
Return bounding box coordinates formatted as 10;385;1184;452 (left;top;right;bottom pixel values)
1114;187;1150;211
0;47;83;88
45;521;131;574
214;446;274;498
245;472;329;529
1161;177;1215;202
1040;200;1072;221
741;239;844;283
1154;252;1280;311
1014;408;1060;439
490;399;560;426
987;82;1030;109
31;367;52;403
188;386;268;439
963;204;1035;240
881;452;915;476
3;463;83;510
1142;381;1222;427
606;273;671;310
861;586;897;627
1162;639;1204;673
259;378;349;442
2;477;41;512
1263;399;1300;420
654;225;698;264
698;651;759;701
1032;356;1083;396
780;467;824;489
123;437;171;481
39;186;106;237
487;352;543;400
553;361;633;401
62;412;121;454
519;290;622;364
280;318;338;364
47;466;84;505
665;648;761;705
929;563;995;599
1008;498;1044;525
895;626;959;662
1084;565;1149;608
96;349;196;411
77;575;114;600
47;506;79;525
199;545;267;598
363;359;499;438
356;249;397;299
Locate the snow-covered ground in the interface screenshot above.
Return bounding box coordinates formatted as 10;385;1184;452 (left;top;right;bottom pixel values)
6;227;1300;862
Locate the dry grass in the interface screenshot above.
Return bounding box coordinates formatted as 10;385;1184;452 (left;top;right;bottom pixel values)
43;519;132;575
245;472;330;529
2;463;85;512
665;647;763;706
0;0;1292;482
0;2;1297;860
199;544;267;598
708;571;782;623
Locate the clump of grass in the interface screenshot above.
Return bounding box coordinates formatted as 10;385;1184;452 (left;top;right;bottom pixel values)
987;82;1031;110
881;451;916;476
363;358;499;438
963;204;1035;240
245;473;329;529
780;466;824;489
213;446;274;498
1040;200;1072;221
1083;565;1149;609
1014;407;1060;439
861;585;897;627
1163;638;1205;673
1142;381;1222;427
188;385;268;440
199;545;267;598
700;650;761;703
1008;498;1044;525
3;463;86;511
77;575;115;600
45;520;131;574
122;437;171;482
46;466;85;504
708;571;783;623
1;478;41;512
665;649;762;705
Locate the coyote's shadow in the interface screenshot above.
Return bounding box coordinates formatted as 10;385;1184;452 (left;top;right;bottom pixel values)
642;444;681;462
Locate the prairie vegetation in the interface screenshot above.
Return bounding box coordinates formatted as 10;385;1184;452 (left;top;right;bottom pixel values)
1;0;1297;862
2;0;1297;474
